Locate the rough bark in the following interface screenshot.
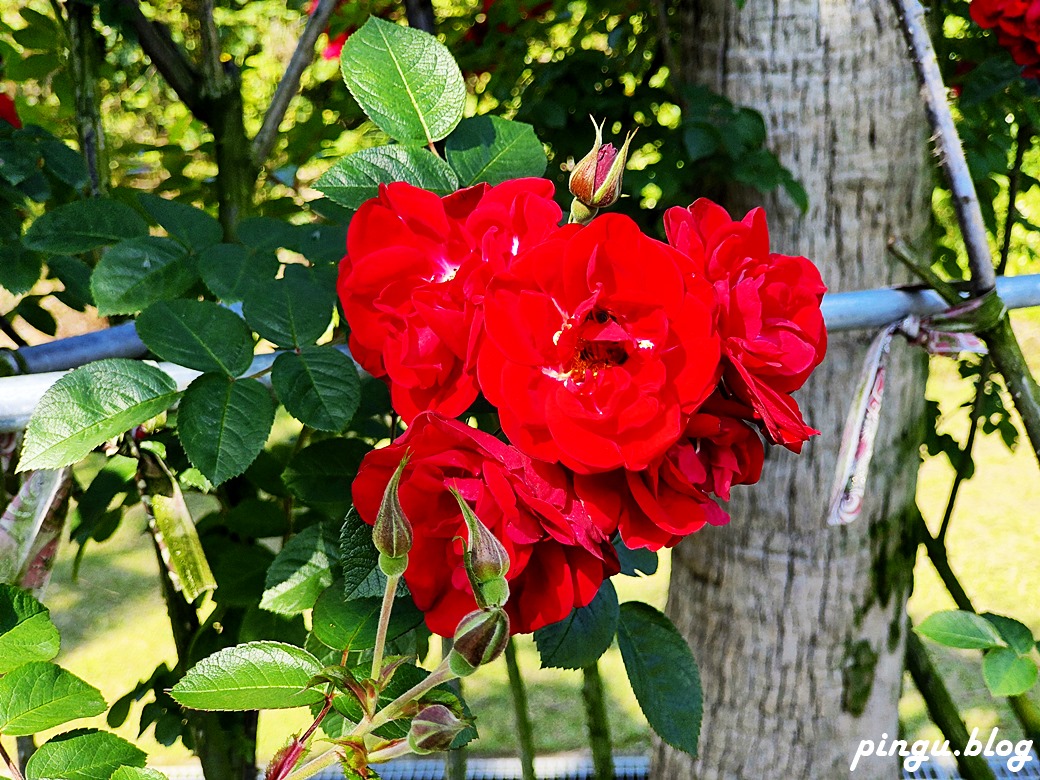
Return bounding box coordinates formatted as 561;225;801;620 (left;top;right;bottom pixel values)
654;1;930;778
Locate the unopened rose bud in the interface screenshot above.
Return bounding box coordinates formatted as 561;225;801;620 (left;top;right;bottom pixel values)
568;117;636;221
407;704;468;754
449;608;510;677
373;453;412;575
265;737;305;780
449;488;510;609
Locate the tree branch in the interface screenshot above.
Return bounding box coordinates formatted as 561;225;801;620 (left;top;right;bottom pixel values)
252;0;340;165
65;0;109;197
197;0;226;89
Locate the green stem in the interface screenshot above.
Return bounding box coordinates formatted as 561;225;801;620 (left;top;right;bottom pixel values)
906;630;997;780
362;659;456;734
937;361;989;542
368;740;413;763
284;747;341;780
581;662;614;780
371;574;400;680
441;637;467;780
504;639;536;780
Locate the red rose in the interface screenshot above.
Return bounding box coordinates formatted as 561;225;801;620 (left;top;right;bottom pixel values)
351;413;619;636
664;199;826;451
970;0;1040;78
0;93;21;130
477;213;721;473
338;179;562;422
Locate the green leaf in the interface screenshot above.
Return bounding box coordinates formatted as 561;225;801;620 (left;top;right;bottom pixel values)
916;610;1006;650
109;769;169;780
982;613;1036;656
26;730;146;780
272;347;360;432
340;508;386;600
535;581;618;670
617;601;702;757
445;116;546;186
260;521;341;615
90;236;196;316
282;438;368;519
0;469;69;583
0;585;60;673
198;243;280;303
312;587;424;652
242;265;335;348
151;480;217;603
0;662;107;735
614;537;658;577
137;193;222;252
315;145;459;210
136;300;255;377
170;641;325;711
23;199;149;254
983;647;1039;697
18;359;179;472
0;244;43;295
340;17;466;145
177;374;275;486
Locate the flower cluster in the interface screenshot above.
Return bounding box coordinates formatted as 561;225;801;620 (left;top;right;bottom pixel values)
343;179;826;635
970;0;1040;78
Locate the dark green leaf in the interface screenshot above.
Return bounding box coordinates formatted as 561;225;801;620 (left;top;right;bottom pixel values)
47;256;93;309
242;265;335;348
983;613;1035;656
311;587;424;652
340;508;386;600
151;480;217;603
617;601;702;756
205;538;274;607
198;243;280;303
316;145;459;210
535;581;618;670
0;585;60;673
340;17;466;145
983;647;1038;697
0;662;107;735
282;438;368;519
136;300;255;376
25;730;146;780
260;521;341;615
170;642;325;711
272;347;360;432
446;115;546;187
18;359;179;472
614;537;658;577
0;244;42;295
177;374;275;486
23;199;149;254
138;193;222;252
916;610;1006;650
90;236;196;316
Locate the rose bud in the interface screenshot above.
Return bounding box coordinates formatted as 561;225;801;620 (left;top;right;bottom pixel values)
568;116;636;221
265;737;305;780
449;608;510;677
407;704;469;754
373;453;412;577
449;488;510;609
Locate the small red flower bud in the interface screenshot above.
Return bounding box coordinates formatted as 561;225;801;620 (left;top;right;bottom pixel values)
568;117;636;216
407;704;468;754
449;608;510;676
373;453;412;569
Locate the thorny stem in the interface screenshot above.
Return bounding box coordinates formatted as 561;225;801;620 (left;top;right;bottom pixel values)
371;573;401;680
0;739;25;780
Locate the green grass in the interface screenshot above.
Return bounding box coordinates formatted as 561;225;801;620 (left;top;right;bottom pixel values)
7;311;1040;771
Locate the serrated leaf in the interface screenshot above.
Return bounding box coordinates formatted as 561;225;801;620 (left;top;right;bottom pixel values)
26;730;146;780
170;641;325;711
260;521;341;615
340;508;386;600
23;199;149;254
272;347;360;432
315;145;459;210
0;244;43;295
109;769;169;780
445;116;546;186
90;236;196;316
138;193;222;252
916;610;1006;650
18;359;179;472
136;300;255;377
311;587;424;652
0;661;107;735
983;613;1035;656
535;580;618;670
340;17;466;145
617;601;702;757
177;374;275;486
198;243;280;303
282;438;368;519
0;585;60;673
983;647;1039;697
242;265;335;348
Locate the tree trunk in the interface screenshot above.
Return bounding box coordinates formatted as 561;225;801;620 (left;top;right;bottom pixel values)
654;1;930;778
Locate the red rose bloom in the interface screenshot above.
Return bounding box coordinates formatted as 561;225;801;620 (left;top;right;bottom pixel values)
338;179;562;422
0;94;21;129
664;199;826;451
970;0;1040;78
351;413;619;636
477;213;721;474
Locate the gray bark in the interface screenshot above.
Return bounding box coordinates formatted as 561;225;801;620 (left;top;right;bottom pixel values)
654;1;930;777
